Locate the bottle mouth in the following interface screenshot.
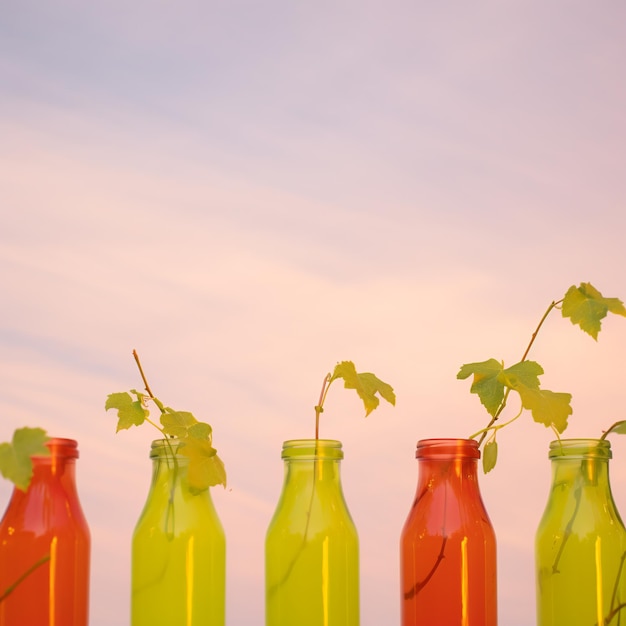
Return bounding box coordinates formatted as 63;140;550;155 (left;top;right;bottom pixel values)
32;438;79;459
415;438;480;459
281;439;344;460
549;438;612;460
150;438;184;459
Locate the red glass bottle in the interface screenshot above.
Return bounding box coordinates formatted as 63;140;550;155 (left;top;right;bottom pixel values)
0;438;91;626
400;438;497;626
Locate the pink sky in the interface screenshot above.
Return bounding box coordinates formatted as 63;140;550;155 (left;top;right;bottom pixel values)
2;2;626;625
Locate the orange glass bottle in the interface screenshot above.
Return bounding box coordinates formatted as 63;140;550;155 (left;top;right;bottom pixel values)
0;438;91;626
400;438;497;626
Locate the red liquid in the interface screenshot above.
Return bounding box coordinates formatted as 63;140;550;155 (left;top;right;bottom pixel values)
0;438;90;626
400;439;497;626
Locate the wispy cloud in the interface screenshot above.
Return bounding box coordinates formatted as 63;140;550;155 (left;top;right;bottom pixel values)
1;3;626;625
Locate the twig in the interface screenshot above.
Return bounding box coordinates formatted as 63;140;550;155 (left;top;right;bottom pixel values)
477;299;562;445
0;555;50;603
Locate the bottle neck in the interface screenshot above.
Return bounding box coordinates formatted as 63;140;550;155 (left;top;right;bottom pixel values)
549;439;612;493
31;455;77;483
149;439;191;488
10;438;80;502
29;438;79;490
147;439;219;500
284;456;342;484
280;439;344;489
415;438;480;489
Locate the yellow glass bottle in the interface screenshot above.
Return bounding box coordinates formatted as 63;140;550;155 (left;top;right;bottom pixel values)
536;439;626;626
131;439;225;626
265;439;359;626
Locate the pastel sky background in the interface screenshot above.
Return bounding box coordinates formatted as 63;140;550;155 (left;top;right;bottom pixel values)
1;1;626;624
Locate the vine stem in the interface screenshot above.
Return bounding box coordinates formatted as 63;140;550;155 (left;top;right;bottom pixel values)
0;555;50;603
270;372;336;595
605;551;626;625
602;601;626;626
132;349;178;537
404;477;450;600
133;349;155;397
469;406;523;441
132;350;167;430
601;421;626;441
404;537;448;600
477;298;563;445
314;373;332;440
551;480;583;574
311;373;334;549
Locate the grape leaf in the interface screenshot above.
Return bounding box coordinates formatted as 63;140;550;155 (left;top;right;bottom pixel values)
107;351;227;495
517;387;572;433
105;391;148;431
497;360;543;390
457;359;505;417
331;361;396;416
498;361;572;432
459;359;572;432
482;440;498;473
188;422;213;440
562;283;626;340
602;421;626;437
0;427;49;491
160;409;197;438
178;436;226;492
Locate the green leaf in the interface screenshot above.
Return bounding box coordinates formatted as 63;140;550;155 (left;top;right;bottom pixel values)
105;391;147;431
0;427;49;491
482;440;498;473
457;359;505;417
497;360;572;432
187;422;213;440
562;283;626;340
178;437;226;492
498;360;544;390
461;359;572;433
331;361;396;416
516;387;572;433
107;353;227;494
604;421;626;437
160;409;197;438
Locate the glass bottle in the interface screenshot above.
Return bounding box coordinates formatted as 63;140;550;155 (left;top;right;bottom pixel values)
0;437;91;626
265;439;359;626
536;438;626;626
400;438;497;626
131;439;225;626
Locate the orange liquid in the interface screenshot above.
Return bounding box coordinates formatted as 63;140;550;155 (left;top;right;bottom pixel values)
0;438;90;626
400;439;497;626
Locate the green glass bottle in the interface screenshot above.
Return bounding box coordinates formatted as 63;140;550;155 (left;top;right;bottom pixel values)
265;439;359;626
131;439;226;626
536;439;626;626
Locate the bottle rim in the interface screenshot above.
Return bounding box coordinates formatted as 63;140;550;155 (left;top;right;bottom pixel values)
281;439;344;460
150;438;186;459
549;438;612;460
32;437;79;460
415;438;480;459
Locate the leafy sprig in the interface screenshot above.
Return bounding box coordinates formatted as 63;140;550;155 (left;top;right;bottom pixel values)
268;360;395;596
0;427;49;491
105;350;226;492
459;282;626;472
314;361;396;438
601;421;626;440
